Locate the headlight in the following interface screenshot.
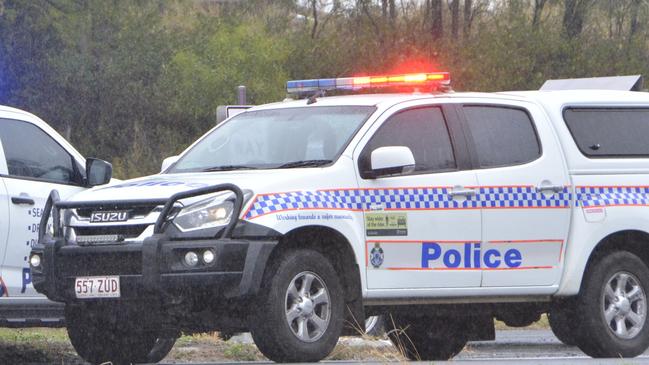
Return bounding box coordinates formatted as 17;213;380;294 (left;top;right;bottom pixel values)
172;195;234;232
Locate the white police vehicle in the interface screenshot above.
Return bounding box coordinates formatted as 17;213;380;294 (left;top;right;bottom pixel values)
0;105;113;326
32;72;649;363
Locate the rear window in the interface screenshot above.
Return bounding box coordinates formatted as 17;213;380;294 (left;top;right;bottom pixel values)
463;105;541;168
564;108;649;157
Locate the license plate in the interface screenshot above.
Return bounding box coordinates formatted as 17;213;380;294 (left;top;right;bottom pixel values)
74;276;120;298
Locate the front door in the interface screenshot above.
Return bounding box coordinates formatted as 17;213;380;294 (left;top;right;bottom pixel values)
356;102;482;289
0;118;85;297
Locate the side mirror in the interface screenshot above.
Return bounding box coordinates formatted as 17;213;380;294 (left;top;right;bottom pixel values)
161;155;179;172
86;158;112;187
368;146;415;178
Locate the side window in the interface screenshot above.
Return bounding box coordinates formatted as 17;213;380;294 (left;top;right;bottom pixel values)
0;118;80;185
564;108;649;157
463;105;540;168
360;106;456;175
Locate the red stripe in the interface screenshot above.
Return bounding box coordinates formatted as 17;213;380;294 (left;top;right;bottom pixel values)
366;240;478;244
488;239;564;243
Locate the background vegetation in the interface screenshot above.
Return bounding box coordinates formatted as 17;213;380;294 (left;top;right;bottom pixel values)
0;0;647;178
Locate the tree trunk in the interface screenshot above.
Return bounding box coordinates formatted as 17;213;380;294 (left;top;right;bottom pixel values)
532;0;547;29
311;0;318;39
430;0;443;40
381;0;387;18
562;0;593;39
463;0;473;38
450;0;459;39
388;0;396;22
629;0;642;39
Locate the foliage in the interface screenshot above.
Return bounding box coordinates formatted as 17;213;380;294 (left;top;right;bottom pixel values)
1;0;648;178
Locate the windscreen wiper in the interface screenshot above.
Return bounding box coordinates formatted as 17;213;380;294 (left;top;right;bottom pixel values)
201;165;259;172
277;160;333;168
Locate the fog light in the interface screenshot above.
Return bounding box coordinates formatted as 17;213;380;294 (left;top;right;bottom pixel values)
30;254;41;268
203;249;215;264
184;251;199;267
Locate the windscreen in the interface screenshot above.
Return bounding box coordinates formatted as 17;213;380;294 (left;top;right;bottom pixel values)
169;106;375;173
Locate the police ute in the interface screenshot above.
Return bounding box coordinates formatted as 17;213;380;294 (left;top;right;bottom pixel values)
31;72;649;363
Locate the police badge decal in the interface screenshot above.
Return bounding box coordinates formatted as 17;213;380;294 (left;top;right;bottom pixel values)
370;243;384;268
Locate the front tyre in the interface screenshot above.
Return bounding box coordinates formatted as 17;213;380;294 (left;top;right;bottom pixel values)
576;251;649;357
548;302;578;346
65;304;170;364
250;249;344;362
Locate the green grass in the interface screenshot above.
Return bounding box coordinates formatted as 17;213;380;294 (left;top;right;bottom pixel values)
0;328;70;343
0;328;80;364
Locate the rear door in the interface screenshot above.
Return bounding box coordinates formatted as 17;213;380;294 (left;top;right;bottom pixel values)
355;101;482;290
458;101;571;287
0;118;86;297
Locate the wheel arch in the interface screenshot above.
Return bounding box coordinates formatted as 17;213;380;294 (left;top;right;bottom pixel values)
580;230;649;293
268;225;365;335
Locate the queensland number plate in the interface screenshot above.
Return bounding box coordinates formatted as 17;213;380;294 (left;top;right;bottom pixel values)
74;276;120;298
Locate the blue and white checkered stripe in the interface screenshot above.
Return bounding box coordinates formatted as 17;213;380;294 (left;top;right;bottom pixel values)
244;186;571;219
476;186;570;208
576;186;649;207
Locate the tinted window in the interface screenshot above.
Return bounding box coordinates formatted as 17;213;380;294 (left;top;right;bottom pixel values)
0;119;78;184
564;108;649;157
360;106;456;175
463;106;540;168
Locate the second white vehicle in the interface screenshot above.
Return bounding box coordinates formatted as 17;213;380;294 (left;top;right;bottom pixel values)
0;105;112;326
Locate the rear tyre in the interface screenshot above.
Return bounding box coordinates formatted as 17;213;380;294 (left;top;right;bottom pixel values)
386;314;468;360
146;336;178;363
65;304;169;364
548;302;578;346
250;249;344;362
576;251;649;358
365;315;386;337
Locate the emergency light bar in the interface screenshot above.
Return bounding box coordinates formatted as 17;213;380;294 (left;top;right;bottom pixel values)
286;72;451;94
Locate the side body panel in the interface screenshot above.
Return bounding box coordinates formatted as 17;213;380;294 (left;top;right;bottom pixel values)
558;175;649;296
535;97;649;295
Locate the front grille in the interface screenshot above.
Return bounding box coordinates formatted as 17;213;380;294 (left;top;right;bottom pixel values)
74;225;149;239
59;251;142;276
75;204;159;219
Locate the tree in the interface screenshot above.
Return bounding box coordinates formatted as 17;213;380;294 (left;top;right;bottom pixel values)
563;0;595;39
532;0;549;29
450;0;460;39
429;0;443;40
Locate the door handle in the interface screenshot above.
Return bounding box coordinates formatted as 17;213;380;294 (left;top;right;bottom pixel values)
536;184;565;193
449;187;476;197
11;196;35;205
